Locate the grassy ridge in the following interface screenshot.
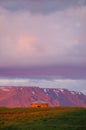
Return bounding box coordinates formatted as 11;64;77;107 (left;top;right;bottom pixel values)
0;107;86;130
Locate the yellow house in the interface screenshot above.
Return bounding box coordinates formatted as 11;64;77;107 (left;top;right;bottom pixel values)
31;100;48;108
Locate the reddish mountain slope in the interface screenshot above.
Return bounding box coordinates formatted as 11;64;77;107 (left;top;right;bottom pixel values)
0;86;86;107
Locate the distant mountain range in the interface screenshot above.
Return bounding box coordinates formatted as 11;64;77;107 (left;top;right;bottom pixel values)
0;86;86;108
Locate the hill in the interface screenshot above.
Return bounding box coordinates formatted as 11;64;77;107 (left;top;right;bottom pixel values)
0;86;86;107
0;107;86;130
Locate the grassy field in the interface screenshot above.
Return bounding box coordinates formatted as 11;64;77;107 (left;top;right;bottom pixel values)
0;107;86;130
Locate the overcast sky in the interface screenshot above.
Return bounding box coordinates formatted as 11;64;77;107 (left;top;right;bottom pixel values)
0;0;86;93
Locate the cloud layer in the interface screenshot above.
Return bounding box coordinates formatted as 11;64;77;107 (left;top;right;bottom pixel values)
0;1;86;92
0;0;86;14
0;77;86;94
0;4;86;68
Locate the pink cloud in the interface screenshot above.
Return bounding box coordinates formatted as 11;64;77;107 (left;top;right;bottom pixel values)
0;5;86;67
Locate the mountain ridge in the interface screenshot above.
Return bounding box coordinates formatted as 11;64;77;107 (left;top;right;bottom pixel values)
0;86;86;108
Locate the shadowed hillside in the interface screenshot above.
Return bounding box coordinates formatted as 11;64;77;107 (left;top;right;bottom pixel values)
0;107;86;130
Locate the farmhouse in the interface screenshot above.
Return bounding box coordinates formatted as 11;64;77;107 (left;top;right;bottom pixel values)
31;100;48;108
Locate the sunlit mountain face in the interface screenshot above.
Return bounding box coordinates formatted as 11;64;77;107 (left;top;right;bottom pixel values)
0;86;86;107
0;0;86;95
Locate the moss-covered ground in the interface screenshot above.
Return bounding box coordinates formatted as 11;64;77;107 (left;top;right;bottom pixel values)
0;107;86;130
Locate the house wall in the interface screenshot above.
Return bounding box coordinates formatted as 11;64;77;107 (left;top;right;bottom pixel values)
31;103;48;108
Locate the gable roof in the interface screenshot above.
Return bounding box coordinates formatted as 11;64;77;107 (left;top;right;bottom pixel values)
32;100;48;104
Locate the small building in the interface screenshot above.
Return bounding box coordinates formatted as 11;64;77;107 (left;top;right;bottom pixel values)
31;100;48;108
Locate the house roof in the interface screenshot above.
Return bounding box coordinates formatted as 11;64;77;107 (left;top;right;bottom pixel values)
32;100;48;104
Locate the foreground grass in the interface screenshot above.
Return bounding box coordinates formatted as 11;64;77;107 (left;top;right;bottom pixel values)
0;107;86;130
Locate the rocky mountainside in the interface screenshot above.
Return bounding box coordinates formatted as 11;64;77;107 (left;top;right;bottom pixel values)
0;86;86;108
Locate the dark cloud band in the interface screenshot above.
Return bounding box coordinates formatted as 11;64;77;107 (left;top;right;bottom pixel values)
0;0;86;14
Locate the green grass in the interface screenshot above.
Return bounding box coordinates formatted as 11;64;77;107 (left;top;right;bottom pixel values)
0;107;86;130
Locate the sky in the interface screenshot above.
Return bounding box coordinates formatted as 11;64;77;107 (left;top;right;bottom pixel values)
0;0;86;94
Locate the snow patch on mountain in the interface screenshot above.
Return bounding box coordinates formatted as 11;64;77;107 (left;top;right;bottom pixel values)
0;87;10;91
32;91;35;95
71;91;83;95
44;88;47;93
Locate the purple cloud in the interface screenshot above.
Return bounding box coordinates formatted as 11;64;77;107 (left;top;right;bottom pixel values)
0;0;86;79
0;0;86;14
